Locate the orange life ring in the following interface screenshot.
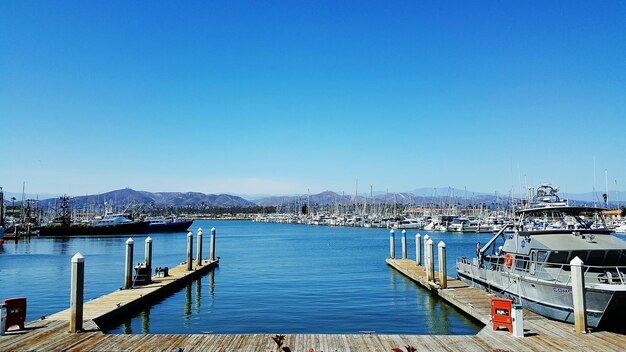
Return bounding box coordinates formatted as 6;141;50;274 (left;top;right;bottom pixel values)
504;253;513;267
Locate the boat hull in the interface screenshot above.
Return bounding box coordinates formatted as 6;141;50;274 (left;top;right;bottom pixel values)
456;260;626;329
39;221;150;236
148;220;193;233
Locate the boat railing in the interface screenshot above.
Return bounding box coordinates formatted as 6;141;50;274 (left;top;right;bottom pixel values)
458;255;626;286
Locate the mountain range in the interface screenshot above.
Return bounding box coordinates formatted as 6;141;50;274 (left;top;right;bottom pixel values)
33;188;256;208
4;188;626;208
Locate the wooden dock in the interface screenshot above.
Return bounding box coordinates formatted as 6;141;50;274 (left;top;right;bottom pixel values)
48;259;219;329
1;258;624;351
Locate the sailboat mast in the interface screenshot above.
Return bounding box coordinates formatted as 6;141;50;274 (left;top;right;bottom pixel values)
605;169;609;208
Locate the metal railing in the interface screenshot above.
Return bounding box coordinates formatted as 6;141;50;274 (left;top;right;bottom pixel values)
457;255;626;286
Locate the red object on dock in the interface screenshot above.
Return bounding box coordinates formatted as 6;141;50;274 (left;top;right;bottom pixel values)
491;297;513;333
2;298;27;332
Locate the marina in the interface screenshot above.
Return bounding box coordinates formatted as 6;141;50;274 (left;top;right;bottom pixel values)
3;1;626;350
1;184;625;351
1;222;625;351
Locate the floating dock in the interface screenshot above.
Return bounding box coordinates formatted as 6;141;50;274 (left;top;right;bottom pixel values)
47;259;220;329
1;258;625;351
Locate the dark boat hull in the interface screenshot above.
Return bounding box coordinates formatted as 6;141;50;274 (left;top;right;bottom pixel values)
148;220;193;233
39;221;150;236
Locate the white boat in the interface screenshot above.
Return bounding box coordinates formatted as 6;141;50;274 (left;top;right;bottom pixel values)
457;185;626;329
91;213;137;227
447;217;492;233
395;218;422;229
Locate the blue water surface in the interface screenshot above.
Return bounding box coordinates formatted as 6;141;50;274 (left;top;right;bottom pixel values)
1;220;494;334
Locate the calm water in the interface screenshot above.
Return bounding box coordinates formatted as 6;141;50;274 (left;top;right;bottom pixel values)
0;220;494;335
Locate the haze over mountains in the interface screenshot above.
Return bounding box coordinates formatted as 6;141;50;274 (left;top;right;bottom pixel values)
5;187;626;208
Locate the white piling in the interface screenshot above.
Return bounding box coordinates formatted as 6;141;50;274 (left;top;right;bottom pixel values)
209;227;216;262
426;239;435;282
389;229;395;259
438;241;447;288
401;229;407;259
144;237;152;270
70;252;85;333
571;256;587;333
186;232;193;271
423;234;430;278
415;233;422;266
196;228;203;266
512;304;524;337
124;238;134;289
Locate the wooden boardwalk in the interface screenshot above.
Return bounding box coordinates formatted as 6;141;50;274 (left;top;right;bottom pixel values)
1;258;625;351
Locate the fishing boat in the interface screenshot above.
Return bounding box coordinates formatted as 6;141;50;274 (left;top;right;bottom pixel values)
39;197;149;236
39;213;149;236
145;216;193;233
456;184;626;329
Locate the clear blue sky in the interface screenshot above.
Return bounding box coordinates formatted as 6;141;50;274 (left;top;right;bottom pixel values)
1;1;625;197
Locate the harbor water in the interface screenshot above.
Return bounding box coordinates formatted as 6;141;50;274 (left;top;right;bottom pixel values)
0;220;499;334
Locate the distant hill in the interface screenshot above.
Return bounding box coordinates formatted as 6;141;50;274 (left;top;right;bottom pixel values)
35;188;256;208
254;191;347;206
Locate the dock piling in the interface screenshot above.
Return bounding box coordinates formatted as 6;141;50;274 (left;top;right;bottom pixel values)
145;237;152;270
209;227;216;262
389;229;395;259
196;228;203;266
570;256;587;333
401;229;407;259
512;304;524;337
438;241;447;288
70;252;85;333
186;232;193;271
415;233;422;266
426;239;434;282
124;238;134;289
423;235;430;279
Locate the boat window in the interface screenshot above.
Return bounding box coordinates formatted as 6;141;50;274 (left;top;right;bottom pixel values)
604;250;620;266
587;251;605;267
619;251;626;266
537;250;548;263
570;250;588;263
547;251;569;265
515;256;528;270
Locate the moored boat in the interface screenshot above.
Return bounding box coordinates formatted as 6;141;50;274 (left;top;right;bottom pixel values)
145;216;193;233
39;197;149;236
456;185;626;330
39;214;150;236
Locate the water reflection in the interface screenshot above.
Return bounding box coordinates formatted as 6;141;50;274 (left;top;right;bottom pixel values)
195;278;202;312
389;265;479;335
52;237;71;255
123;320;132;334
184;284;192;323
141;306;151;334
